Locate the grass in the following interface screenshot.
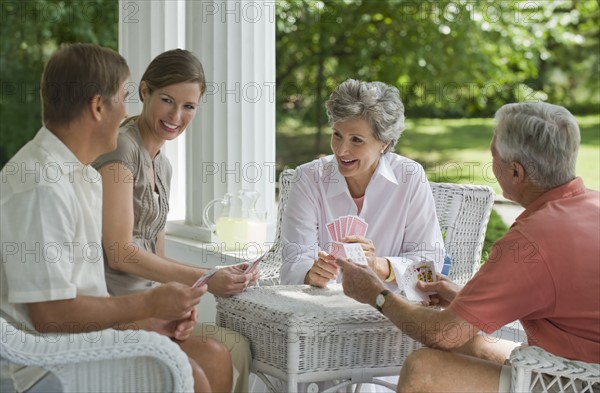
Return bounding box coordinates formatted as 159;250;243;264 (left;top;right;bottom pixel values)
482;209;509;263
277;114;600;260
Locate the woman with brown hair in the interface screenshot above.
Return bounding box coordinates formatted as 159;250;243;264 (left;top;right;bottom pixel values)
94;49;255;393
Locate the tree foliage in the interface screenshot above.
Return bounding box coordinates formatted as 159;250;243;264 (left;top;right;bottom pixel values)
1;0;598;163
276;0;599;147
0;0;118;164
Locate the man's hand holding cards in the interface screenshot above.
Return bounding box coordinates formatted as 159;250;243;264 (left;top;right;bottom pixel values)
326;215;369;265
401;260;438;303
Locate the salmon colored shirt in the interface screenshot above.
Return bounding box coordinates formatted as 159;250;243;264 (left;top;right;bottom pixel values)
450;178;600;363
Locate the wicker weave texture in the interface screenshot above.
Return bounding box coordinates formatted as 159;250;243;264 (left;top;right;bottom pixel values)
509;346;599;393
217;285;423;375
258;169;296;284
0;317;194;392
430;182;495;285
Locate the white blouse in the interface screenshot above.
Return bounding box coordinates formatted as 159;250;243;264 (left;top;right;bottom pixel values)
280;153;445;289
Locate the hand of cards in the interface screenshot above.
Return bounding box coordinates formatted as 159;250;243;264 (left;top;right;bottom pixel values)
245;252;266;275
401;260;437;302
192;269;217;288
326;215;369;265
192;253;266;289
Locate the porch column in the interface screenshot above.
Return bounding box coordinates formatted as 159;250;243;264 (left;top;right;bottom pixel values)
185;0;276;240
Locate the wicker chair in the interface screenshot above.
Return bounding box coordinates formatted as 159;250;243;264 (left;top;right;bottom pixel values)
509;346;599;393
428;181;495;285
256;169;297;285
0;316;194;392
258;169;496;287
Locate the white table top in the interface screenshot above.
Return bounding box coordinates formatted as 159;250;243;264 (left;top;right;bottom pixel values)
217;284;392;326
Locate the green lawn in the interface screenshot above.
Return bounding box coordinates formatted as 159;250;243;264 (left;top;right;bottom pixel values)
277;114;600;260
399;115;600;194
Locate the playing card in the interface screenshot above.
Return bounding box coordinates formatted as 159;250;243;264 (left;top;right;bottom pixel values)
342;243;368;266
329;241;346;259
340;216;349;238
401;260;437;302
327;221;336;241
246;252;267;274
326;216;368;261
192;269;217;288
413;260;436;284
348;216;368;237
346;216;355;236
334;219;342;241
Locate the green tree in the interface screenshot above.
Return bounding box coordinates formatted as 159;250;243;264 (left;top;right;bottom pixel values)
2;0;597;164
0;0;118;165
276;0;599;152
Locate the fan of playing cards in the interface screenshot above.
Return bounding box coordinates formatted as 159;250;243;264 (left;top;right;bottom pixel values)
401;259;437;302
192;253;265;289
326;215;369;265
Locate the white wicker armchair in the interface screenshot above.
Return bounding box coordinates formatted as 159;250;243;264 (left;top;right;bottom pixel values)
0;316;194;392
509;346;599;393
257;169;496;287
428;181;495;285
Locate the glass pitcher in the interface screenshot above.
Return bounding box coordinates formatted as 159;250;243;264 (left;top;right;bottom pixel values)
203;190;267;251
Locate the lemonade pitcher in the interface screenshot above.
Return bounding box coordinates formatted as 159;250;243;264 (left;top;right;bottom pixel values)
203;190;267;251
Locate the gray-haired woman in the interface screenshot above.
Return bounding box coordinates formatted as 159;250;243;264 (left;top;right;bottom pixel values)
280;79;445;289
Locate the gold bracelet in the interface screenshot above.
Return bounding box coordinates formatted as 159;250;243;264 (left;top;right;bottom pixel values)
384;258;396;282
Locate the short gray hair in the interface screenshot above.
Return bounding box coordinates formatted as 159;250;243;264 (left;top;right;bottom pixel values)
326;79;405;154
494;102;580;190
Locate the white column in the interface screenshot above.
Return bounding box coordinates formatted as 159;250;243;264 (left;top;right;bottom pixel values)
119;0;186;114
185;1;276;237
119;0;276;242
118;0;186;221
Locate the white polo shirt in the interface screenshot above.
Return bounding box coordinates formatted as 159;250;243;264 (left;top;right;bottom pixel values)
280;153;445;287
0;127;108;391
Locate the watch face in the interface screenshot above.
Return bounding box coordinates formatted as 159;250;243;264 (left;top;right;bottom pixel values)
376;294;385;307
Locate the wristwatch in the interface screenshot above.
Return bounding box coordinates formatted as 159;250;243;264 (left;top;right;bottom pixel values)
375;289;391;313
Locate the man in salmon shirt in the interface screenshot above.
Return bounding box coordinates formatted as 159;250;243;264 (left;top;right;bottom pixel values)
336;102;599;392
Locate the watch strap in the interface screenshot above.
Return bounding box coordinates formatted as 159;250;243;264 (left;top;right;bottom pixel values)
376;289;391;312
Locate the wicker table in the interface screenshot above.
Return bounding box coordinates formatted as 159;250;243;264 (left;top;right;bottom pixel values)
216;284;423;393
